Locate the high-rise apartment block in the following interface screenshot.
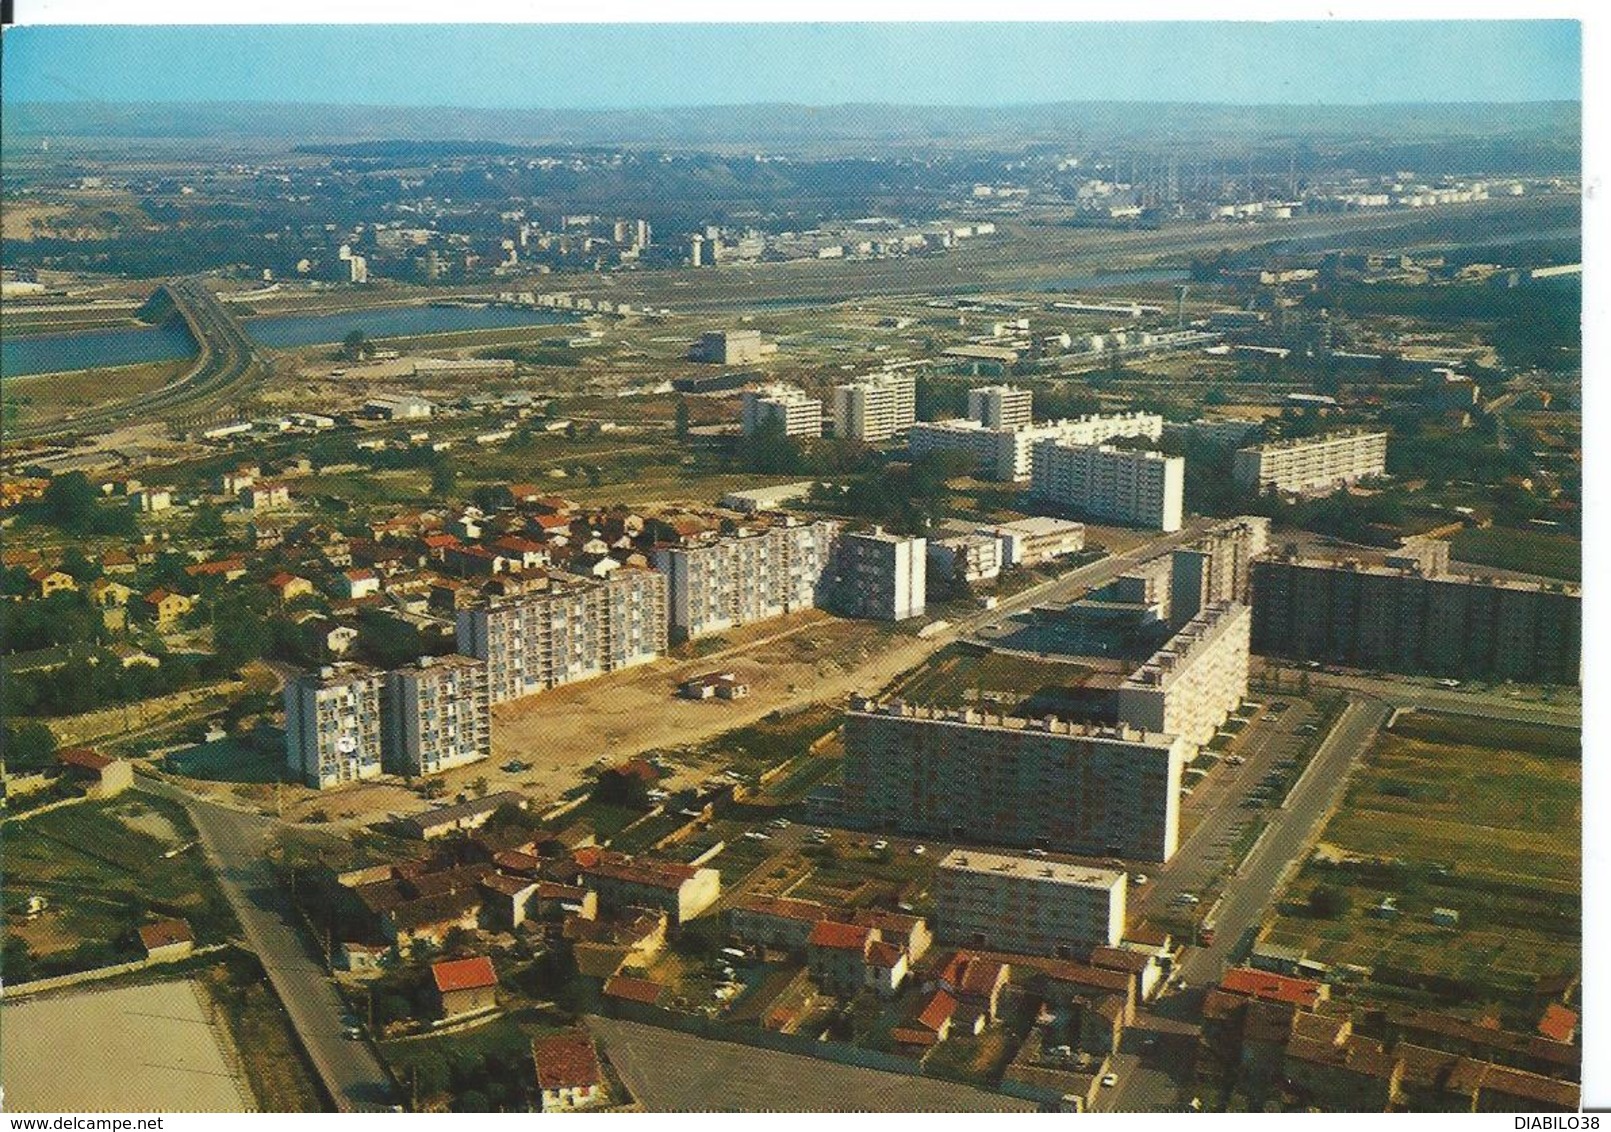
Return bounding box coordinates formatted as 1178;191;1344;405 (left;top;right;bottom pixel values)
740;384;824;438
909;411;1163;482
832;373;918;442
832;529;926;621
456;570;668;704
1030;441;1185;532
1233;430;1389;497
285;663;387;789
652;520;840;641
383;654;492;777
842;697;1188;862
933;850;1127;957
967;385;1034;429
1169;516;1271;626
1116;601;1252;748
1250;548;1580;684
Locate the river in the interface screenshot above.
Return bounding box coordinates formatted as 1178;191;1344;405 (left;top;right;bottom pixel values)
0;304;578;379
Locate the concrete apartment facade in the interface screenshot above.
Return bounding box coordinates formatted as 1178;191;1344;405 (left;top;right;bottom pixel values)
927;533;1004;584
284;663;386;788
967;385;1034;429
842;697;1188;862
1169;516;1272;626
934;850;1127;957
740;384;824;437
652;519;840;641
832;529;926;621
979;516;1086;567
456;569;668;704
1233;430;1389;496
694;329;767;365
1250;552;1580;684
909;411;1164;482
383;654;492;776
832;373;918;442
1117;601;1253;748
1030;441;1185;532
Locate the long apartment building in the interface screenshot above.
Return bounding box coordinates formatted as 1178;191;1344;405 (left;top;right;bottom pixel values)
1251;548;1580;684
1117;601;1252;748
740;384;824;438
910;411;1164;482
832;373;917;442
842;696;1188;863
456;569;668;704
652;519;840;641
831;529;926;621
383;654;492;776
1233;430;1389;496
285;663;387;789
933;849;1127;957
1030;440;1185;532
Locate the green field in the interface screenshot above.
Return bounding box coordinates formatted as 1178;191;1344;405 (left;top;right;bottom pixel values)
3;795;237;977
1261;712;1579;1004
1451;526;1581;582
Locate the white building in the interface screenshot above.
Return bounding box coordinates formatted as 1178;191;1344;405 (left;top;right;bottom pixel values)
1232;430;1389;497
383;654;491;776
934;849;1127;957
833;373;917;443
652;520;840;641
843;697;1188;863
927;533;1003;584
1029;441;1185;532
284;663;386;789
833;529;926;621
1168;516;1271;625
456;569;667;704
740;384;824;438
363;394;434;420
719;481;818;514
977;516;1086;567
692;329;769;365
909;412;1163;482
967;385;1033;429
1117;601;1252;749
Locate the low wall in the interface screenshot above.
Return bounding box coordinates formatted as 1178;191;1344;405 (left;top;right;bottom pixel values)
3;943;231;999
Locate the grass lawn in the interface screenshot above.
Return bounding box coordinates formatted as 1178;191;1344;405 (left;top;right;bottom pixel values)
200;956;326;1112
4;795;237;975
1261;716;1579;1003
1451;526;1581;583
888;644;1094;710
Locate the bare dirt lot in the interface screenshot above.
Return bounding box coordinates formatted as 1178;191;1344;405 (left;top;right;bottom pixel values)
2;980;252;1112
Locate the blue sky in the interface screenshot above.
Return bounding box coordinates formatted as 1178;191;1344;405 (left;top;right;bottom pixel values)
3;22;1580;107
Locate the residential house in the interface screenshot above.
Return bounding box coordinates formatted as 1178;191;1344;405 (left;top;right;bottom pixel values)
1075;992;1128;1056
398;792;527;840
99;548;138;575
580;852;720;925
533;1030;605;1112
137;917;195;961
931;950;1011;1030
891;989;958;1051
865;939;909;997
29;568;76;598
186;557;248;583
603;973;668;1009
141;588;193;627
430;955;499;1021
807;920;876;995
1091;945;1166;1002
57;748;133;798
852;908;932;963
268;572;315;603
728;895;828;954
241;482;291;510
478;873;540;930
340;569;382;600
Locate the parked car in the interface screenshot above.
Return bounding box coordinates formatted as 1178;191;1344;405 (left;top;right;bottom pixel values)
872;840;889;851
911;845;927;855
1027;848;1049;858
1101;1073;1118;1087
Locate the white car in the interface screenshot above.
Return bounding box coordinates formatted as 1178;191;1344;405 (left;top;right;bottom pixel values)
1101;1073;1118;1087
1132;873;1149;886
872;840;889;851
911;845;927;856
1027;848;1049;858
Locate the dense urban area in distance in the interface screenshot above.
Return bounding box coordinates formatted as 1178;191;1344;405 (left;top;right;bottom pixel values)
0;92;1583;1116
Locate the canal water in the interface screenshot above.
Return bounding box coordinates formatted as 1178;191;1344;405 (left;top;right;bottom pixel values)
1;304;578;379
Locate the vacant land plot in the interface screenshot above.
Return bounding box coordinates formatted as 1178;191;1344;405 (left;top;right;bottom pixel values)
1451;526;1581;583
4;795;236;974
587;1015;1036;1112
2;980;251;1112
889;643;1095;710
1261;712;1579;1001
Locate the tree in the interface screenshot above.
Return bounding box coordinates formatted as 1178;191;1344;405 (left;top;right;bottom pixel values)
591;767;650;809
190;502;227;539
674;397;691;441
3;935;36;983
1308;884;1349;919
341;330;374;362
1;720;56;772
40;472;100;534
430;459;458;496
59;546;101;584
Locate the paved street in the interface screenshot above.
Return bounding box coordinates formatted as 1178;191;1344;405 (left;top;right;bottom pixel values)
1097;697;1393;1112
1274;664;1580;729
139;779;397;1112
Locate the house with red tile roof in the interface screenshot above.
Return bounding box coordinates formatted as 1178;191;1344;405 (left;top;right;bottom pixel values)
865;939;909;998
603;973;667;1007
430;955;499;1020
892;990;958;1050
140;587;193;627
267;571;314;602
137;917;195;961
1219;966;1329;1010
807;920;876;995
57;748;133;797
581;852;720;924
532;1030;605;1112
1537;1003;1578;1045
28;567;77;598
729;895;828;953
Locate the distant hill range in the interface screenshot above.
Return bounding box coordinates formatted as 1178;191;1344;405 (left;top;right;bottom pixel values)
3;99;1581;163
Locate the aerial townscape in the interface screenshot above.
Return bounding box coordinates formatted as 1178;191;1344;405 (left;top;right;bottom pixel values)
0;20;1586;1119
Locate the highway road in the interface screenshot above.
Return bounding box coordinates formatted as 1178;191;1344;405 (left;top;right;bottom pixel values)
138;779;396;1112
1097;697;1393;1113
13;277;271;441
